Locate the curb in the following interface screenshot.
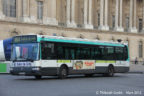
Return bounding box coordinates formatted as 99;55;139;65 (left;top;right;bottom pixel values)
128;71;144;74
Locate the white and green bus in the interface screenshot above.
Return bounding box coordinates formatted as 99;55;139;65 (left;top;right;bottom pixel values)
10;35;129;79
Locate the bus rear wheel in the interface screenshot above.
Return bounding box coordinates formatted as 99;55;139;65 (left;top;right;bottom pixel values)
35;75;42;79
59;66;68;79
104;66;114;77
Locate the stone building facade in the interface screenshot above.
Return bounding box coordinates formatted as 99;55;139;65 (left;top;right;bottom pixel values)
0;0;144;61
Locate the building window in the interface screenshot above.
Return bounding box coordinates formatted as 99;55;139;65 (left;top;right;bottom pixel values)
139;41;143;58
125;17;129;32
37;1;43;20
3;0;16;17
112;15;115;29
98;13;100;26
138;19;143;32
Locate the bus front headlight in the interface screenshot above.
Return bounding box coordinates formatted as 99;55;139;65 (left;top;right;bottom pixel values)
32;67;40;71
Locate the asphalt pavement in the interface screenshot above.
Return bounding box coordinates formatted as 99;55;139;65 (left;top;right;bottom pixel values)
0;73;144;96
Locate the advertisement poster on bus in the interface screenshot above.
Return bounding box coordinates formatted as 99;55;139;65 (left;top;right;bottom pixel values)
73;60;95;70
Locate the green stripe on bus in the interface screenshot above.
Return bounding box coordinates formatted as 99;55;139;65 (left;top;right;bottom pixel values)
57;60;71;63
96;60;107;63
96;60;116;63
0;63;7;73
106;61;116;63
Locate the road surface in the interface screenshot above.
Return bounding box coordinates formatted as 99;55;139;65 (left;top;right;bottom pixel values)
0;73;144;96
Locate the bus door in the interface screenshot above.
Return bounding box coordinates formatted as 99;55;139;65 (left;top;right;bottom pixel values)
41;42;57;67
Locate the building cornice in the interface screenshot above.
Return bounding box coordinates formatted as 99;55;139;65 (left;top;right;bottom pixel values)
0;20;144;37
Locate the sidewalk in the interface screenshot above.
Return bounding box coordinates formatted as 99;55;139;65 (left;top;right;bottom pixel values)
129;63;144;74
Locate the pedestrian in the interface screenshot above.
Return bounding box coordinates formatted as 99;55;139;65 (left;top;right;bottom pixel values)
135;57;138;64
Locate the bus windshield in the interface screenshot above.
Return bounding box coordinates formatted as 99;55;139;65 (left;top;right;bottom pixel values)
11;43;39;61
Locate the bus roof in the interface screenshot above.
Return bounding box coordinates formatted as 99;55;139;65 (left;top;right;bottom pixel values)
38;35;126;47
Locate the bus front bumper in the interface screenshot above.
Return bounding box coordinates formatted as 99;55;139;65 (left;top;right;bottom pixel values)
10;67;42;76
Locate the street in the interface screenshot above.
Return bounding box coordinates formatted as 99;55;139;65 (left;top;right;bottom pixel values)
0;73;144;96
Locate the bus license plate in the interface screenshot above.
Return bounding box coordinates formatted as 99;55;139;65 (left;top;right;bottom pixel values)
14;62;32;67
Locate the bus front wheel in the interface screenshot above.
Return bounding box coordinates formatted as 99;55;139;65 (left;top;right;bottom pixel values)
59;66;68;79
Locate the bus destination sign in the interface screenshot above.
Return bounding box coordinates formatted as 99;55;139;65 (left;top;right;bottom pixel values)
13;35;37;43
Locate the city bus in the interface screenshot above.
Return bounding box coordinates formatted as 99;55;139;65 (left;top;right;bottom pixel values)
10;35;129;79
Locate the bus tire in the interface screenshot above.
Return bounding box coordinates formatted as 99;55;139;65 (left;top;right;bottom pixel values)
107;66;114;77
104;66;114;77
59;66;68;79
35;75;42;79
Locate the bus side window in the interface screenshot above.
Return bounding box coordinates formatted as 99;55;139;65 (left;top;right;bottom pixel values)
57;46;64;59
41;43;55;59
115;47;124;60
80;48;84;59
65;47;72;60
91;48;95;59
80;47;91;60
86;48;91;59
106;46;115;60
99;46;105;60
70;49;75;59
75;48;81;59
41;43;47;59
94;47;101;60
123;46;128;60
